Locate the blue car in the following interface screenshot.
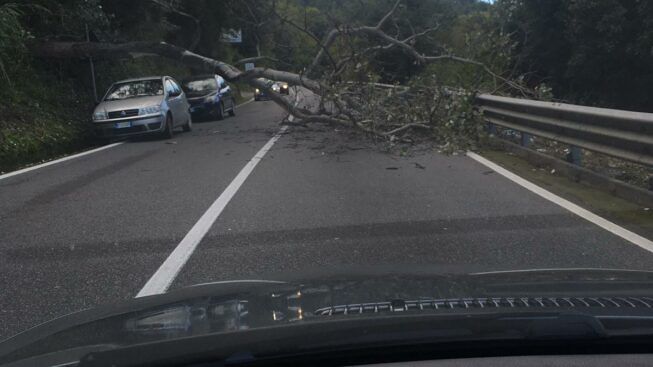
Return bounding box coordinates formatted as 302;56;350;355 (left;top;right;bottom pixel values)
182;75;236;120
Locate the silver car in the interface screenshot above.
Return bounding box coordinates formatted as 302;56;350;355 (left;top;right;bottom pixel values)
91;76;192;139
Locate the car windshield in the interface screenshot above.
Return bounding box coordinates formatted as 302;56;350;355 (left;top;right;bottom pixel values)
255;78;273;87
104;80;164;101
1;0;653;365
183;78;217;95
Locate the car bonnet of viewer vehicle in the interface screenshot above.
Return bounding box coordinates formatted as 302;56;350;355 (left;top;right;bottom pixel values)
2;269;653;366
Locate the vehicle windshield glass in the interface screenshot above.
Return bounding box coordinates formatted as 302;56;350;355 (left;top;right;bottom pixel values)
256;78;274;88
183;78;218;96
2;0;653;364
104;80;164;101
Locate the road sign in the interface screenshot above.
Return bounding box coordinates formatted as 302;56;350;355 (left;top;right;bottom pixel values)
245;63;255;71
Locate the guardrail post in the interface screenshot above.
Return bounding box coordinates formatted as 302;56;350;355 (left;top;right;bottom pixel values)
566;146;583;166
487;122;497;135
520;132;532;148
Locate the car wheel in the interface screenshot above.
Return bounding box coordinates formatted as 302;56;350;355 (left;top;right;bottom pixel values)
162;114;174;139
215;102;224;121
229;99;236;116
183;116;192;132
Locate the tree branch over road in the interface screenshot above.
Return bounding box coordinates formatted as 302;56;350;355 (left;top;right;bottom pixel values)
148;0;201;51
30;0;526;145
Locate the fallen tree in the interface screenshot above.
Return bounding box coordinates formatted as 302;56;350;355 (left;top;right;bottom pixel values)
31;0;527;147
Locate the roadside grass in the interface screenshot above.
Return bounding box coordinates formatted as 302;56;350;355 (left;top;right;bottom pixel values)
0;119;92;174
480;149;653;240
0;70;93;173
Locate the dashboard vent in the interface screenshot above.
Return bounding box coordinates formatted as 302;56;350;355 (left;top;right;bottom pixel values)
313;297;653;316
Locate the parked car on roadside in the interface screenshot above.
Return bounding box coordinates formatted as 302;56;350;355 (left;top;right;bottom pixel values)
91;76;192;140
182;75;236;121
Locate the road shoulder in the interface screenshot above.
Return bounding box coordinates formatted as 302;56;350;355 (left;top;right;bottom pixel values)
477;149;653;241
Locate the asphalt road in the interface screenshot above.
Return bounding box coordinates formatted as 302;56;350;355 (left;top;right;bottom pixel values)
2;95;653;340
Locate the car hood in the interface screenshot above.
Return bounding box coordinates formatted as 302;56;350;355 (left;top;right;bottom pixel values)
95;96;164;112
2;268;653;365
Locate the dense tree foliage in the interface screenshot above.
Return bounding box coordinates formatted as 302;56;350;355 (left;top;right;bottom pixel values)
497;0;653;111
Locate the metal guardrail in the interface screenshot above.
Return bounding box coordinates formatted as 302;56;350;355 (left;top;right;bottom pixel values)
476;94;653;167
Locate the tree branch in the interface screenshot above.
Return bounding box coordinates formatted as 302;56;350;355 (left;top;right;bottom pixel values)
272;9;338;73
30;0;530;142
303;0;531;95
30;41;327;93
306;0;401;78
381;123;431;136
235;55;281;65
376;0;402;29
148;0;201;51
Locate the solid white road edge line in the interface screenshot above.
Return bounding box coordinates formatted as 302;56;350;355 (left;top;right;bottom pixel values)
466;151;653;253
236;97;255;108
0;142;124;181
136;125;289;297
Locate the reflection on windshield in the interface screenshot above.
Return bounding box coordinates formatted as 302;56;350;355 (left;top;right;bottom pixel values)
256;78;274;87
183;78;217;95
2;0;653;364
105;80;164;101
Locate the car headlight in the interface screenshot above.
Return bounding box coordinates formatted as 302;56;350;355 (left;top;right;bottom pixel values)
139;105;161;115
255;88;260;93
282;84;288;89
272;85;280;92
92;111;107;121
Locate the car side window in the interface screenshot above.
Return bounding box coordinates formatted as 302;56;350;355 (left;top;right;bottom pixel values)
171;80;182;95
165;80;175;96
217;76;227;90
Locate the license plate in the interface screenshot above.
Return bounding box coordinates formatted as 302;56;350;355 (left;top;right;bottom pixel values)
114;121;131;128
